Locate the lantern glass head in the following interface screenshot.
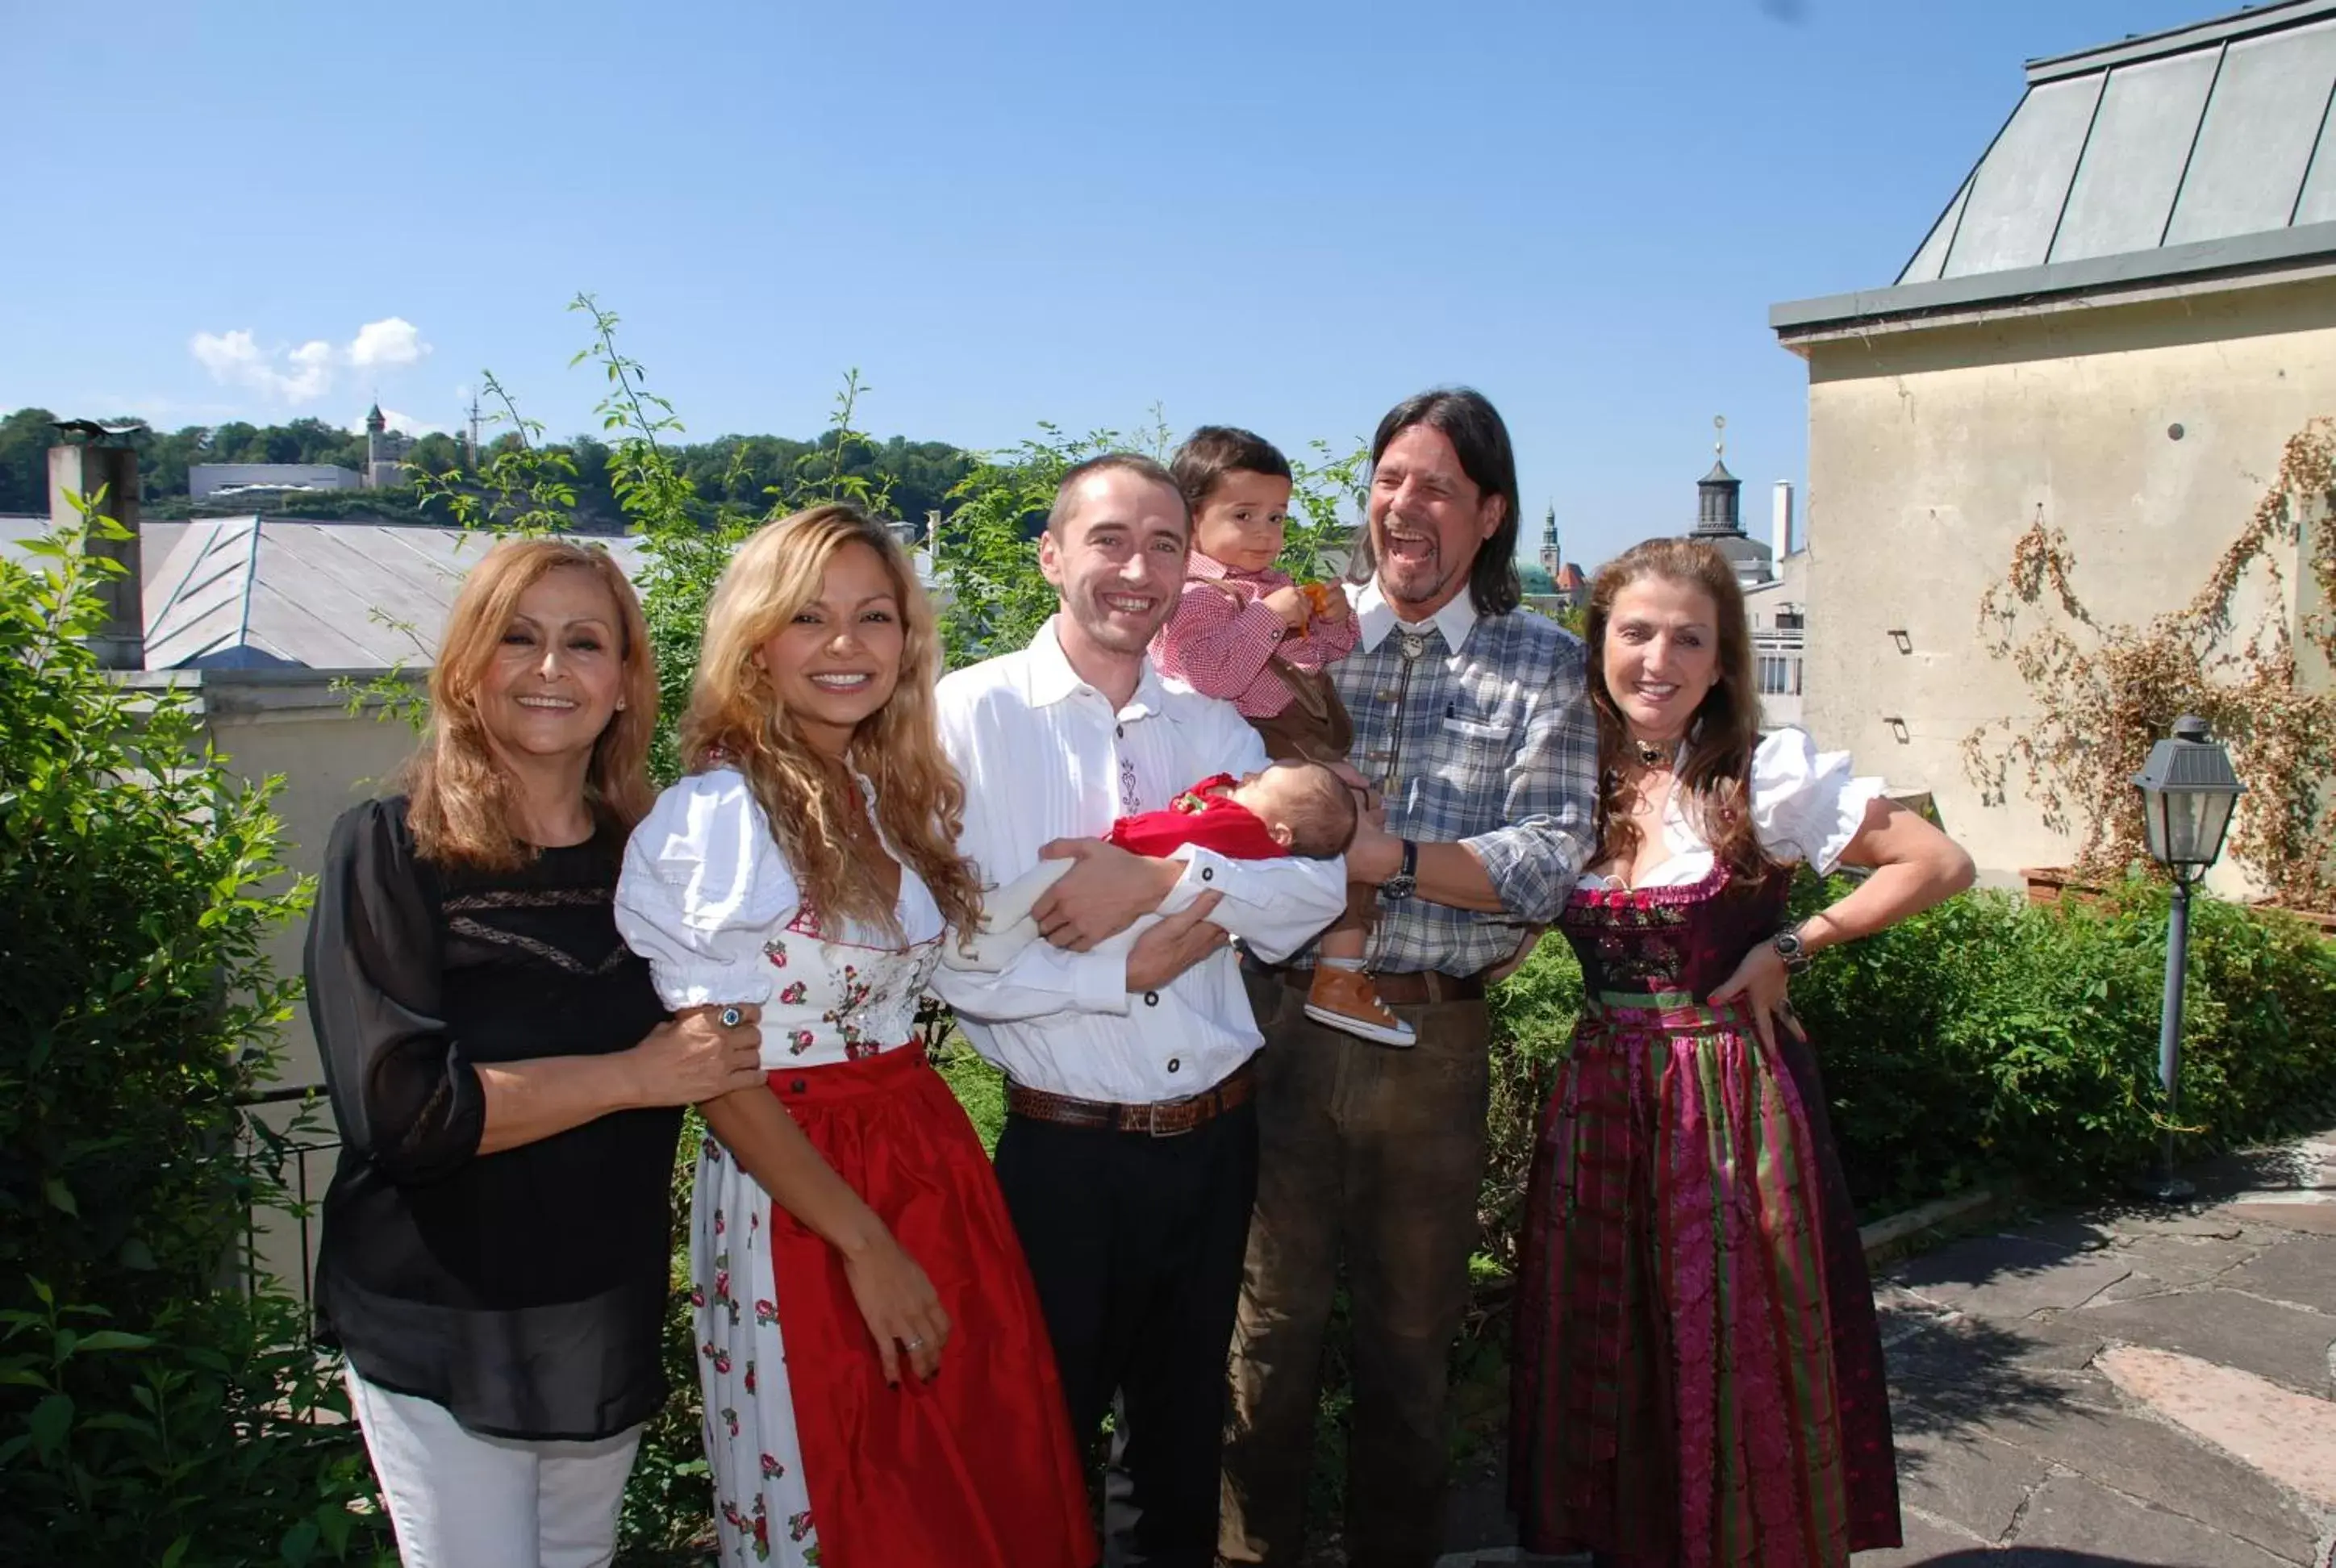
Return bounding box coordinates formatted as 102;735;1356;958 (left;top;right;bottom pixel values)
2132;717;2244;870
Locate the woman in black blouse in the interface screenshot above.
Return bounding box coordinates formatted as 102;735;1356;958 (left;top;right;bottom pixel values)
305;539;765;1566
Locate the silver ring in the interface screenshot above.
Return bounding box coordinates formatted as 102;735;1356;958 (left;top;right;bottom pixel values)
718;1006;744;1028
903;1336;926;1351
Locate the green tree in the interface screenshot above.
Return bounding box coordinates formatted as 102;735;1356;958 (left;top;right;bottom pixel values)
0;407;58;512
1;497;386;1564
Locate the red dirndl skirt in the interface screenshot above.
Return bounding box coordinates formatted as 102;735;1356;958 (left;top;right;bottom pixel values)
706;1045;1095;1568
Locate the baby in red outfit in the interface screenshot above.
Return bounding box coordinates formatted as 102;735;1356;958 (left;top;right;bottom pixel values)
942;761;1357;974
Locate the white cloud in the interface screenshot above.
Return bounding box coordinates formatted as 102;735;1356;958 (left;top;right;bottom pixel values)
348;317;428;369
188;317;436;406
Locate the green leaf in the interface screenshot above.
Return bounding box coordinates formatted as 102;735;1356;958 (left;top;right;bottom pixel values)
42;1178;77;1216
28;1391;73;1453
72;1330;154;1353
280;1516;320;1566
161;1537;191;1568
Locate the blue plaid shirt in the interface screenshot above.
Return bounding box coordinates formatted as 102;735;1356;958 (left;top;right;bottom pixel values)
1331;582;1599;978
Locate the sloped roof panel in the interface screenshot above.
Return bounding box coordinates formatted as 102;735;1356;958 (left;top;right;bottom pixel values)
1939;76;2103;277
2300;93;2336;221
1800;0;2336;332
2165;17;2336;244
137;522;650;671
1903;181;1971;285
2050;49;2221;262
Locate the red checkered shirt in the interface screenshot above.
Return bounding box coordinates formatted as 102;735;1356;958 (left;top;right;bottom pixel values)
1149;553;1361;718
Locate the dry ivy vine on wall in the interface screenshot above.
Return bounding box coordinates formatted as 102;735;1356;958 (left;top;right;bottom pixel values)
1961;416;2336;907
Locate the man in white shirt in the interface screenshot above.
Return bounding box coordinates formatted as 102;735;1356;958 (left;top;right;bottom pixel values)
932;452;1346;1568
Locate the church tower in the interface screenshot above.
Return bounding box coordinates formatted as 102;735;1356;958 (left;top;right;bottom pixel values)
1687;416;1774;587
1539;503;1560;580
365;402;402;489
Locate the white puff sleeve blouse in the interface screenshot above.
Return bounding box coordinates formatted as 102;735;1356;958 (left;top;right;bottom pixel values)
1586;728;1887;890
612;768;803;1010
1746;727;1888;874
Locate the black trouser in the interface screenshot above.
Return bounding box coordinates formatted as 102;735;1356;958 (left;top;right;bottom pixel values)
994;1097;1260;1568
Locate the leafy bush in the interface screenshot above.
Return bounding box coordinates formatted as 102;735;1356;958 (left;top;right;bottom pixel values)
0;500;388;1564
1788;875;2336;1209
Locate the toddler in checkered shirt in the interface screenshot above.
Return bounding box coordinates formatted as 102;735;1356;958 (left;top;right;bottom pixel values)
1149;427;1413;1048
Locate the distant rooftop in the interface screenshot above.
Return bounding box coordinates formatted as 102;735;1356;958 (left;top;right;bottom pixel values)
8;513;936;671
1774;0;2336;333
141;519;652;671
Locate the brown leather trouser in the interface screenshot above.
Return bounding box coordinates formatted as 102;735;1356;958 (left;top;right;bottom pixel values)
1244;671;1377;939
1220;967;1492;1568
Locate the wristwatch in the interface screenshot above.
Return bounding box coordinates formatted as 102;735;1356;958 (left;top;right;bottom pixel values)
1379;839;1419;903
1771;924;1812;974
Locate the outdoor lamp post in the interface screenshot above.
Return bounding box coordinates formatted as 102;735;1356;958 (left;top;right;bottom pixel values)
2130;715;2246;1201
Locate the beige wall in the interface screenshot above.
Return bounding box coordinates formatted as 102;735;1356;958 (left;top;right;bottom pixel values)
144;671;423;1291
1789;271;2336;894
199;680;424;1091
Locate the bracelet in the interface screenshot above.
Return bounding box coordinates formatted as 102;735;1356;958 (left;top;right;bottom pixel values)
1770;925;1812;973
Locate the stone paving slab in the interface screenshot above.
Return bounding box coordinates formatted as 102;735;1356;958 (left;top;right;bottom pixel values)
2221;1199;2336;1236
2009;1472;2297;1566
2103;1345;2336;1512
1849;1508;1991;1564
2093;1233;2266;1302
1896;1235;2133;1320
2075;1287;2336;1398
2221;1236;2336;1314
1892;1426;2050;1543
1977;1395;2326;1566
2102;1209;2248;1241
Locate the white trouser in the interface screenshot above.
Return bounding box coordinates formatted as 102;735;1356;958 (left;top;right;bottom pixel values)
344;1367;643;1568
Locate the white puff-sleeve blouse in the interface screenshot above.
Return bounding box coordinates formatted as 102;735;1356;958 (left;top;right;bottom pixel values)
613;769;945;1068
1591;728;1887;890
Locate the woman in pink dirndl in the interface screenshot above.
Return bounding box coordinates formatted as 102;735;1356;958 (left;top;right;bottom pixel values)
1509;539;1974;1567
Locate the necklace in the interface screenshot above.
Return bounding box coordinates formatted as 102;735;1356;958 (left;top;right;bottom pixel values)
1630;736;1672;769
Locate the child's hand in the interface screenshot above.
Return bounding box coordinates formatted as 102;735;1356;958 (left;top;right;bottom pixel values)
1261;586;1312;632
1301;582;1349;623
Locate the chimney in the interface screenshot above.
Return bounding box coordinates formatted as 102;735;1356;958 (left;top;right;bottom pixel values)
48;440;144;669
1771;480;1796;560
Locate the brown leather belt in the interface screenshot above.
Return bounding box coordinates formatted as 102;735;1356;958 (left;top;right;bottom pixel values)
1004;1061;1256;1137
1281;967;1486;1004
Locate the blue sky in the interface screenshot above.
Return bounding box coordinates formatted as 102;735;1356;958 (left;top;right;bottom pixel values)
2;0;2217;569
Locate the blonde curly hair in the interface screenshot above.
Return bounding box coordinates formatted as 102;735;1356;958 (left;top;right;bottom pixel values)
678;504;981;942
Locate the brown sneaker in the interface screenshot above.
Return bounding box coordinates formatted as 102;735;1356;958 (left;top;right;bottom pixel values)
1303;965;1416;1048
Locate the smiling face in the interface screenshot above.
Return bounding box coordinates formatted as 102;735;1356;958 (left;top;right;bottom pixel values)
1602;575;1722;745
1191;469;1293;575
1040;465;1189;663
753;539;905;757
476;565;628;769
1366;423;1505;618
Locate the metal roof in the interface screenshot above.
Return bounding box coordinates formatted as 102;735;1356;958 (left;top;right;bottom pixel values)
139;519;650;672
1775;0;2336;332
11;515;940;672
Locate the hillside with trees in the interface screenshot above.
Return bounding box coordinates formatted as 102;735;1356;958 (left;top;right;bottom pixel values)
0;406;971;532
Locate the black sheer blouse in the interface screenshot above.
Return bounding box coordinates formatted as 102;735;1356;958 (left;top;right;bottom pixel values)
304;798;678;1441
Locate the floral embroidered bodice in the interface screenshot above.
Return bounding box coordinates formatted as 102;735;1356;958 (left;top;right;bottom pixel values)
1561;864;1792;1002
614;767;946;1066
754;908;940;1065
